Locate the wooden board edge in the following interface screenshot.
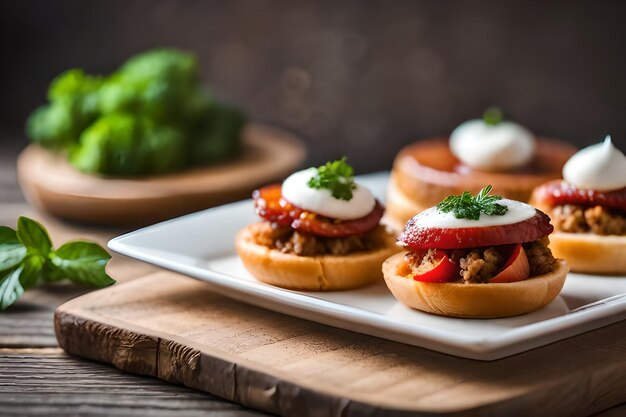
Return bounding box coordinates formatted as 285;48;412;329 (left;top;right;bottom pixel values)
54;306;159;377
53;277;626;417
54;304;419;417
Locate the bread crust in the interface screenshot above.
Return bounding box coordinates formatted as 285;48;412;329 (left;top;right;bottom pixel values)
384;173;429;231
382;252;568;318
546;232;626;275
529;200;626;275
236;223;400;291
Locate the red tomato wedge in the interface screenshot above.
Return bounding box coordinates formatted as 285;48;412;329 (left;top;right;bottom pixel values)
489;244;530;283
398;210;553;250
533;180;626;212
253;184;384;237
412;250;458;283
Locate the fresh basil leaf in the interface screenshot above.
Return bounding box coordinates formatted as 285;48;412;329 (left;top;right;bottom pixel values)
43;261;66;283
0;267;25;310
0;226;27;272
17;217;52;255
49;241;114;287
19;254;46;289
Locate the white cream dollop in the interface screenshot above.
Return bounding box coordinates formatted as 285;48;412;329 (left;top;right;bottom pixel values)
409;199;536;230
449;119;536;171
562;135;626;191
281;168;376;220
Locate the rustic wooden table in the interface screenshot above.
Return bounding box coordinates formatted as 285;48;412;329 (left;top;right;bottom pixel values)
0;136;623;416
0;138;268;416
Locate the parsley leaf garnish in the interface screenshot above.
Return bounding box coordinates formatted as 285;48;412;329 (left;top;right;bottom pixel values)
483;107;503;125
307;157;357;201
436;185;508;220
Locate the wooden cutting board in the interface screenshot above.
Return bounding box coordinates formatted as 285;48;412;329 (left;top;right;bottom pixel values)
18;124;305;227
54;272;626;417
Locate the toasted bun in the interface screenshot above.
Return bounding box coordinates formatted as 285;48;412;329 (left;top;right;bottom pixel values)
382;252;568;318
236;223;400;291
384;174;428;231
529;199;626;275
547;232;626;275
387;138;576;228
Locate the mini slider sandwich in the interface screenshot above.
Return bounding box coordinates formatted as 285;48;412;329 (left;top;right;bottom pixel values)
383;186;568;318
236;158;398;291
531;136;626;275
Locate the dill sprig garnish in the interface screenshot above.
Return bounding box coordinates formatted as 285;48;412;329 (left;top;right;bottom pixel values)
436;185;507;220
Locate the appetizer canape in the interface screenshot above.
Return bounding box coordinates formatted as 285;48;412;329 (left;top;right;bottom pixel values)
530;136;626;274
386;108;576;229
236;158;398;290
382;185;568;318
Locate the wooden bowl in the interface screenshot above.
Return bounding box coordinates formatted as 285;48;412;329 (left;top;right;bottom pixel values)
18;124;306;227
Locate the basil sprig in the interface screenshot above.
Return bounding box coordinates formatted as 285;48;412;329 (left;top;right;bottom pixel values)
0;217;114;310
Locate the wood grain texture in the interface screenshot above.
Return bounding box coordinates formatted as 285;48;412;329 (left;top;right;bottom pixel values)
55;272;626;417
0;149;265;417
17;124;305;227
0;202;158;347
0;348;269;416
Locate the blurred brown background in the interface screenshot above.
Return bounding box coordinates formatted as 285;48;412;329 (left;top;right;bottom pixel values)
1;0;625;172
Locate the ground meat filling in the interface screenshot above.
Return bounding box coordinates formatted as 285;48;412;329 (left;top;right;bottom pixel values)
552;204;626;235
457;247;504;283
404;237;556;284
252;222;384;256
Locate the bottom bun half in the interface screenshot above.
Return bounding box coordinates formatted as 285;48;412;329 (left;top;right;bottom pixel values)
382;252;568;318
236;223;400;291
548;232;626;275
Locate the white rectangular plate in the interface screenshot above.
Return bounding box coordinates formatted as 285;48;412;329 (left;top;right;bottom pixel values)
109;173;626;360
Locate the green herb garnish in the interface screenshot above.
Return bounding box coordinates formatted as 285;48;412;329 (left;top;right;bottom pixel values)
26;49;245;176
307;157;357;201
0;217;114;311
483;107;503;125
436;185;508;220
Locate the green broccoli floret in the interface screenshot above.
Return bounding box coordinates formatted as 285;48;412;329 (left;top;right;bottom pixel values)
115;49;199;122
189;104;245;164
26;49;244;176
70;113;146;176
26;101;76;149
97;73;140;115
28;69;102;149
141;120;186;174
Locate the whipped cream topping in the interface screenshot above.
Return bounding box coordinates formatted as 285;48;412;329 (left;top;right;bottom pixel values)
562;135;626;191
281;168;376;220
449;119;536;171
407;199;536;230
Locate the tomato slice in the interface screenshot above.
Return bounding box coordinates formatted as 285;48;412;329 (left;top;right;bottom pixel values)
253;184;303;226
533;180;626;212
488;244;530;283
252;184;384;237
291;202;384;238
412;250;458;283
398;210;553;250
